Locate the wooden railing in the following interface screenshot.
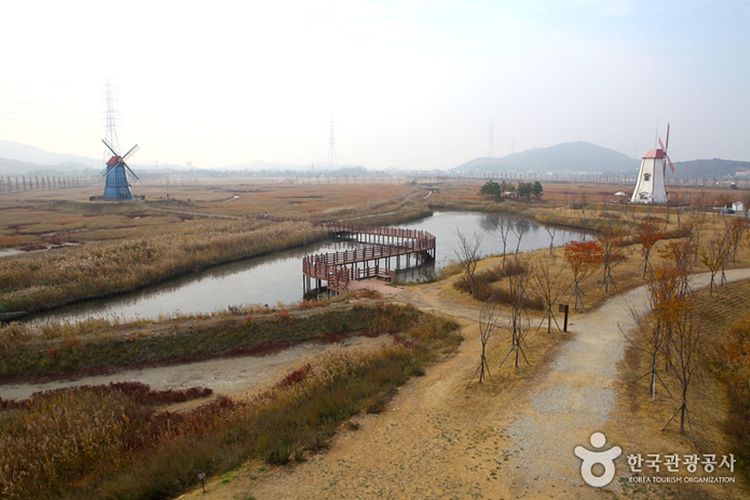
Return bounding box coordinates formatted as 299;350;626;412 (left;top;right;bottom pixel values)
255;214;435;293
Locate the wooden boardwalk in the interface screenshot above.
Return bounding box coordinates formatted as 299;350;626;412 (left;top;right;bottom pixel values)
255;215;436;294
303;222;435;294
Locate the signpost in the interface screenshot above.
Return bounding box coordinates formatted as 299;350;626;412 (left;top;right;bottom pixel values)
558;303;570;332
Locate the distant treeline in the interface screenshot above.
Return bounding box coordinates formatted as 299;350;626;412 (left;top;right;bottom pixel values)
0;175;100;192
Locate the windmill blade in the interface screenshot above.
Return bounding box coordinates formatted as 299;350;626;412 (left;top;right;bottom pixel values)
103;164;117;177
658;137;666;151
101;138;119;157
122;144;140;161
667;154;675;174
123;162;140;181
665;123;670;152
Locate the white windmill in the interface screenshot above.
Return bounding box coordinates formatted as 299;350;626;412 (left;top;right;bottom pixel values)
630;124;675;204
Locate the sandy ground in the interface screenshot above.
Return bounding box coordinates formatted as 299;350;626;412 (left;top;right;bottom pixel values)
346;277;404;295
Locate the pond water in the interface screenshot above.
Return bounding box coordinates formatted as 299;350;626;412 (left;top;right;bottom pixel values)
31;212;585;323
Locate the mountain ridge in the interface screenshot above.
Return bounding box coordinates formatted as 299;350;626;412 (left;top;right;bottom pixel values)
452;142;640;175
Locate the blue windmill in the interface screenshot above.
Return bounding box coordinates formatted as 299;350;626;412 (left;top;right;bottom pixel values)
102;139;140;201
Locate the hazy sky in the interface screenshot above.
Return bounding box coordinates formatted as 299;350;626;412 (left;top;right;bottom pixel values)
2;0;749;170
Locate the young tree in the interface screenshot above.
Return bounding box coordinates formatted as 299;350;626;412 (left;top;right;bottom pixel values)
538;211;560;255
485;215;513;264
512;219;531;260
637;218;667;279
658;238;698;299
564;240;603;311
530;258;570;336
662;293;701;442
467;297;501;388
499;264;531;374
725;216;748;263
645;267;681;399
454;228;483;296
700;236;730;295
598;226;629;294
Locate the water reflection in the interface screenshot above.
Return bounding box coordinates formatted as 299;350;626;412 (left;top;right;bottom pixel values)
393;212;582;270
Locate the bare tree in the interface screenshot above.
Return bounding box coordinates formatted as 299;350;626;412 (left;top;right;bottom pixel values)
625;267;684;400
700;236;730;295
662;297;701;443
454;228;483;296
564;240;602;311
530;258;569;337
499;263;531;374
483;215;513;264
637;217;667;279
543;218;559;255
659;236;699;300
725;216;748;264
598;225;629;294
512;219;531;260
467;297;501;388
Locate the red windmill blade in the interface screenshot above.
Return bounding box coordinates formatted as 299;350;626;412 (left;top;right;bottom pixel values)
658;124;675;173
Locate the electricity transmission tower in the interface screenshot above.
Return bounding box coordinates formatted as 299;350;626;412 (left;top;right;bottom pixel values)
328;117;337;170
103;80;121;163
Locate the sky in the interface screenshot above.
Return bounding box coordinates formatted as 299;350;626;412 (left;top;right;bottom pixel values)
1;0;749;170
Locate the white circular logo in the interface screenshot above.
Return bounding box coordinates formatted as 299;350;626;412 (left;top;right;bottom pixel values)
574;432;622;487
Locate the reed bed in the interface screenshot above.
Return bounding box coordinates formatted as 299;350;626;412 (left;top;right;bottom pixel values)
0;302;424;384
0;305;460;500
0;220;327;313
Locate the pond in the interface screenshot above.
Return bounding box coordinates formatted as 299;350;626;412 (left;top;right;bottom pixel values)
31;212;585;323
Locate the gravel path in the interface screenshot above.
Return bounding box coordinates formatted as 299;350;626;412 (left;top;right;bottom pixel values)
503;269;750;497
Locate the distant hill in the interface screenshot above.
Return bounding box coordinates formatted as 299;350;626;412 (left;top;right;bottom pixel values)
670;158;750;179
0;158;99;176
453;142;640;175
0;141;101;169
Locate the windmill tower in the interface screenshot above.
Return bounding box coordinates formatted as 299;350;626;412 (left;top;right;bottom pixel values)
102;140;140;201
630;124;675;204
